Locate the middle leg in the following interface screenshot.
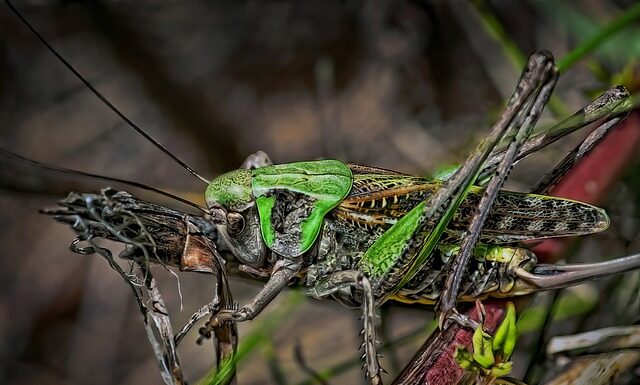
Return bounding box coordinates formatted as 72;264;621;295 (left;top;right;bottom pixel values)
307;270;382;385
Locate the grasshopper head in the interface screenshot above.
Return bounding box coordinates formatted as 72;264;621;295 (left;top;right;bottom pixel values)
205;169;266;266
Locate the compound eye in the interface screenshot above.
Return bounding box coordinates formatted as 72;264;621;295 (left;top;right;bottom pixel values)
226;212;245;235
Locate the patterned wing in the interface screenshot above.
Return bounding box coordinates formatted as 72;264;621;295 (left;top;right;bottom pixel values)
334;165;609;244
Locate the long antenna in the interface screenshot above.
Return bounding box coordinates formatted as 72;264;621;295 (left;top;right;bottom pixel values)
0;148;209;213
5;0;211;185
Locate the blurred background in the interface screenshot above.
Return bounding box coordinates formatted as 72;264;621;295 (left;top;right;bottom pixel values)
0;1;639;384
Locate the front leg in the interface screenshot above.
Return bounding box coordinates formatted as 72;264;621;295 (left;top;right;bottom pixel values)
308;270;382;385
213;259;300;323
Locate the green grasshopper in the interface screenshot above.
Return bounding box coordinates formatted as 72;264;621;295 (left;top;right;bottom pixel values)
6;2;640;384
197;53;639;383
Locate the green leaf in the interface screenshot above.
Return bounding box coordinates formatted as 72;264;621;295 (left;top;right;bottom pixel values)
493;302;517;359
472;327;495;369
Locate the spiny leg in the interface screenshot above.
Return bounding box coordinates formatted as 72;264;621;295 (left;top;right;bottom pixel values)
533;109;629;194
480;86;630;184
365;52;560;306
438;86;630;185
417;52;555;229
307;270;383;385
436;53;559;328
355;52;558;315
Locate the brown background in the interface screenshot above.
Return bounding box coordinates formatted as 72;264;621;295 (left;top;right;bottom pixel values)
0;1;638;384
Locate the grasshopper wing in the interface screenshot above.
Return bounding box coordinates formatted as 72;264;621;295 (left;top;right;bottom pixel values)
336;165;609;244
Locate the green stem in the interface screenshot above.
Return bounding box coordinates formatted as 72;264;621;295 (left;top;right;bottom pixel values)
472;0;640;118
471;0;526;70
557;2;640;72
471;0;568;117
